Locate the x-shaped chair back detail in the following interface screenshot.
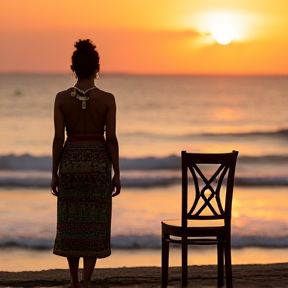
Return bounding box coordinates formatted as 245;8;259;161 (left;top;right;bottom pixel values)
181;151;238;226
187;163;227;217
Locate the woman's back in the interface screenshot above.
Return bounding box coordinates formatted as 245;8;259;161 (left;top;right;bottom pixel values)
57;87;114;135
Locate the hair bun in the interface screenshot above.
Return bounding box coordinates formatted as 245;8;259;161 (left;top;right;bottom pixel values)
71;39;100;78
74;39;96;53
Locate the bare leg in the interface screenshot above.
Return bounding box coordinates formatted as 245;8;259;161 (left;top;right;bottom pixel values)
67;257;82;288
83;257;97;288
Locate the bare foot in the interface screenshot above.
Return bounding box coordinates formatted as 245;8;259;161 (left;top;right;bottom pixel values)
68;282;83;288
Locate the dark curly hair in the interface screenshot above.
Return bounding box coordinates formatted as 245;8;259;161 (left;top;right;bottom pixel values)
70;39;100;79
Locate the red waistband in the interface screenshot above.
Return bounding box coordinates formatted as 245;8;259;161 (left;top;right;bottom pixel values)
67;134;105;141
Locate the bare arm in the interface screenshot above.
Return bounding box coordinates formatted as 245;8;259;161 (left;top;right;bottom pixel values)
106;94;121;196
51;94;65;196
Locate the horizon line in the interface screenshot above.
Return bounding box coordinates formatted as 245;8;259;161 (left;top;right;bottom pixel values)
0;71;287;77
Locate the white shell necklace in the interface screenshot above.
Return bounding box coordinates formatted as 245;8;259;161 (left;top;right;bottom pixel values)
71;85;96;109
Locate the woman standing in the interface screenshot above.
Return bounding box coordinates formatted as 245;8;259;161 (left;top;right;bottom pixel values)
51;39;121;288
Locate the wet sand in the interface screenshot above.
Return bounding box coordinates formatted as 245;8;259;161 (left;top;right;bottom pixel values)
1;263;288;288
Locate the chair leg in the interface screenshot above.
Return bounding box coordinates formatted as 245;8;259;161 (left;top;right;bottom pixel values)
161;236;169;287
217;239;224;287
181;239;188;287
225;239;233;288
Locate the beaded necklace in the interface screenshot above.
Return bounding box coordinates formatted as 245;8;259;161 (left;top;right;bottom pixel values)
70;85;96;109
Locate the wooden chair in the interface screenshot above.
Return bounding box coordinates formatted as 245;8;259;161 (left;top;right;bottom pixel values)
161;150;238;288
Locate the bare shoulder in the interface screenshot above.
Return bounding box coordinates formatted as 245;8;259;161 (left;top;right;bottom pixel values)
54;89;72;103
97;89;116;105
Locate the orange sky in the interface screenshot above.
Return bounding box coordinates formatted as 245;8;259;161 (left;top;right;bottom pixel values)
0;0;287;74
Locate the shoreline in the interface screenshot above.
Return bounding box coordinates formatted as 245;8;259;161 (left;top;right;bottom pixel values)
2;246;288;273
1;263;288;288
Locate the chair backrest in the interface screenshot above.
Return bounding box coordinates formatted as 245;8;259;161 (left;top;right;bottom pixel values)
181;151;238;226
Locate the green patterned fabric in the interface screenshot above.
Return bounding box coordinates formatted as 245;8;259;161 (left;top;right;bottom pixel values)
53;134;112;258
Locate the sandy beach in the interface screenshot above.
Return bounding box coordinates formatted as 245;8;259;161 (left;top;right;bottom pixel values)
1;263;288;288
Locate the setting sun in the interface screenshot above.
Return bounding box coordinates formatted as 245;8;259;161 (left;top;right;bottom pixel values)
211;23;235;45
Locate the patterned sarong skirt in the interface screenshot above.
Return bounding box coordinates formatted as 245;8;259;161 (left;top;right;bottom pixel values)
53;134;112;258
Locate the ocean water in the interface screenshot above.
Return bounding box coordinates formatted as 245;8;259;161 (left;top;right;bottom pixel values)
0;74;288;270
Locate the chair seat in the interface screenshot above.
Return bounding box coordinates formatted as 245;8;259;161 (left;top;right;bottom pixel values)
162;219;224;227
162;219;225;237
